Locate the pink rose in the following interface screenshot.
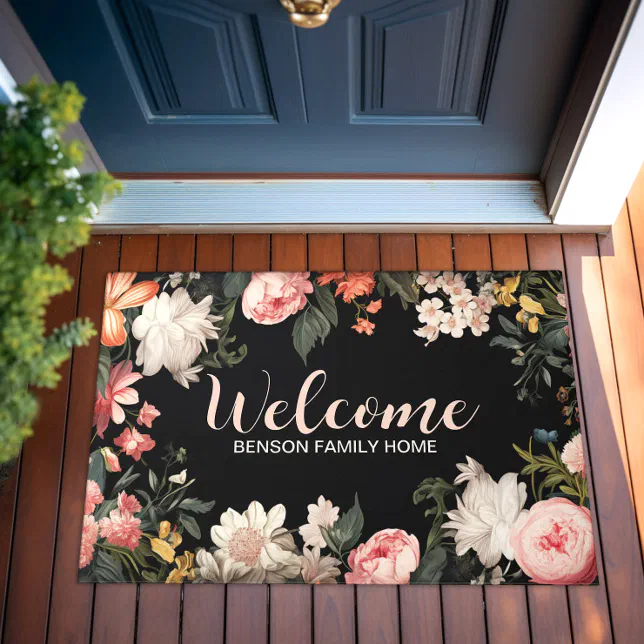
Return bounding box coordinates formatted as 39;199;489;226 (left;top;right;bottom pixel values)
510;498;596;584
242;272;313;325
345;529;420;584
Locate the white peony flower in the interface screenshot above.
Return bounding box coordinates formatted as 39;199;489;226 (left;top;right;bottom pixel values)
189;272;201;280
416;297;444;326
194;549;246;583
132;288;222;388
169;469;187;485
298;495;340;548
211;501;301;583
443;457;527;568
300;546;341;584
439;311;468;338
416;272;441;294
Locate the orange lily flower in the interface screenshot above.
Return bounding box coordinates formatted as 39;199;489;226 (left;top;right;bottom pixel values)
102;273;159;347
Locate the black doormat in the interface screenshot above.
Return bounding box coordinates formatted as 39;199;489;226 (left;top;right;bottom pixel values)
79;270;597;586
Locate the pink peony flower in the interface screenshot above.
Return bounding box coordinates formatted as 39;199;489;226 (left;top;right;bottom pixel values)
79;515;99;569
509;498;596;584
335;273;376;303
352;318;376;336
345;529;420;584
137;401;161;428
561;434;586;477
365;299;382;314
93;360;143;438
117;491;142;515
84;480;104;515
99;509;142;551
114;427;156;461
101;447;121;473
242;272;313;325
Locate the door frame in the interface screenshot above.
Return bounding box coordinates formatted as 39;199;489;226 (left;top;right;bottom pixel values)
1;0;641;232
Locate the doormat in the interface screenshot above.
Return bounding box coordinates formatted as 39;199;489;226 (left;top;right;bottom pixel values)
79;270;597;585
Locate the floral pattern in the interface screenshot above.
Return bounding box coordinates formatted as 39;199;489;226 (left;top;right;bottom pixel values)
80;269;595;585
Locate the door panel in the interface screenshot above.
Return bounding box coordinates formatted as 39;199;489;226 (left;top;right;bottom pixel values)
10;0;598;173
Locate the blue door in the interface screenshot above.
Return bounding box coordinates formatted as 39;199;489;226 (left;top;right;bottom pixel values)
10;0;598;173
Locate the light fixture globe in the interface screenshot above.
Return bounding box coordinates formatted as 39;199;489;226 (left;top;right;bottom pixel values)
279;0;342;29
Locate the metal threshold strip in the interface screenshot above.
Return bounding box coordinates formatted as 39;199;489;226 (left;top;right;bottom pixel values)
92;179;605;233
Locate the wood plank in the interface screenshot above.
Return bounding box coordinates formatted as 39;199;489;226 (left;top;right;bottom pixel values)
442;234;488;644
562;234;641;643
232;234;270;271
486;236;530;644
386;233;443;644
627;165;644;303
379;234;416;271
524;235;573;644
91;235;158;644
3;250;82;644
181;235;231;644
314;586;356;644
268;233;312;642
345;235;399;644
225;234;270;643
308;234;344;272
136;235;195;644
598;209;644;554
0;457;18;639
453;235;491;272
48;236;121;643
308;232;356;644
415;234;453;270
196;234;233;272
270;585;312;644
272;234;307;271
344;234;380;271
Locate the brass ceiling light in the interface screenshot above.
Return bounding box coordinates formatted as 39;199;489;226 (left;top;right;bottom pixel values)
279;1;342;29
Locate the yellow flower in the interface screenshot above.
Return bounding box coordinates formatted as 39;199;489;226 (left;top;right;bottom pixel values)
151;538;176;563
166;551;196;584
528;317;539;333
494;275;520;306
518;295;545;315
151;522;184;563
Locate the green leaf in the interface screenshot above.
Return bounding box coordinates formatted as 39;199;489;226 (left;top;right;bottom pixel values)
179;513;201;539
96;345;111;398
87;449;106;493
498;315;523;337
314;284;338;327
490;336;524;351
222;272;252;298
111;466;140;496
540;366;552;387
410;546;447;584
322;494;364;555
178;498;216;514
149;469;159;493
378;272;417;307
94;549;126;582
292;306;331;365
559;485;579;497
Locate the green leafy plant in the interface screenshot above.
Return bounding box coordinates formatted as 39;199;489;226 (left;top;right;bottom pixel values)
0;79;119;463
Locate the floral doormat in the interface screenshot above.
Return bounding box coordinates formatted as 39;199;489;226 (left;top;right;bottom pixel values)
79;270;597;586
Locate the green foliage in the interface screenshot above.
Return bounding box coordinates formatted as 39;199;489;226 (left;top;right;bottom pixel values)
321;494;364;557
0;79;119;462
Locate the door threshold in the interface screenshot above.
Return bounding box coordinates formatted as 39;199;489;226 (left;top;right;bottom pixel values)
92;179;607;233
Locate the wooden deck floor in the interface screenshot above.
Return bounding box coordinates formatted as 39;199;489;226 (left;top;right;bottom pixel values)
2;172;644;643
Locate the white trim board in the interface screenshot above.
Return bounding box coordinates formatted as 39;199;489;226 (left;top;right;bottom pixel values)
93;178;606;233
552;0;644;226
